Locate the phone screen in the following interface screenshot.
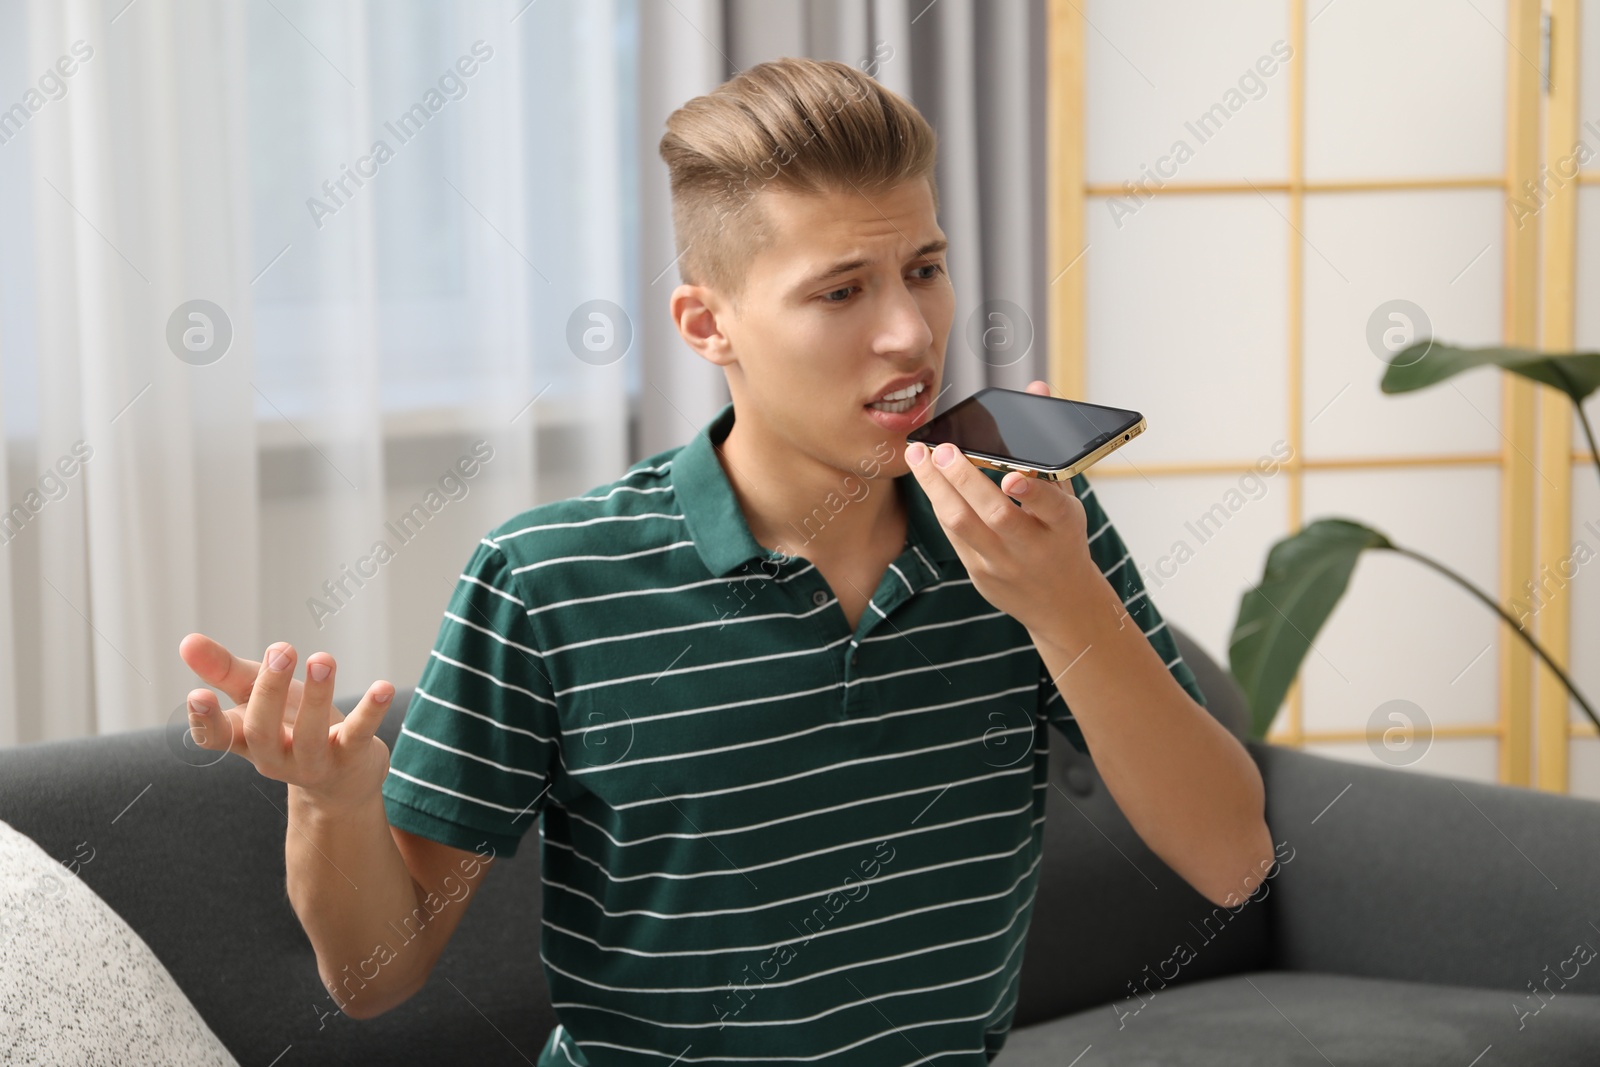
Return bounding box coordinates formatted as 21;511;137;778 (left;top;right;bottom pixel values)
907;388;1144;470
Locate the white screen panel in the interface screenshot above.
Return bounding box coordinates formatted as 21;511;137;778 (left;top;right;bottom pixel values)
1085;193;1288;464
1570;473;1600;750
1304;0;1506;181
1302;189;1504;458
1084;0;1290;185
1574;187;1600;453
1582;0;1600;171
1298;468;1501;733
1302;738;1498;785
1570;739;1600;801
1085;469;1292;681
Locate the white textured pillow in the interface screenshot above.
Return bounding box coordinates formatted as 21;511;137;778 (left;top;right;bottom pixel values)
0;819;240;1066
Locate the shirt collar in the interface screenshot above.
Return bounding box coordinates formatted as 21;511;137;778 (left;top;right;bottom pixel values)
672;401;959;579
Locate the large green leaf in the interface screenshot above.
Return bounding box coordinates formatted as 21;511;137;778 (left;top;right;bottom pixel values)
1382;341;1600;404
1230;519;1393;740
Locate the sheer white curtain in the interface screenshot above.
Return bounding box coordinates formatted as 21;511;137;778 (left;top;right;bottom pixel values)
0;0;1049;745
0;0;634;742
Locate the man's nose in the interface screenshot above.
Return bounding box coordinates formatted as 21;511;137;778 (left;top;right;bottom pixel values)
876;279;935;354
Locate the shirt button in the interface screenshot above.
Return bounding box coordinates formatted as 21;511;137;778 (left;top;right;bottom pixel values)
812;590;829;606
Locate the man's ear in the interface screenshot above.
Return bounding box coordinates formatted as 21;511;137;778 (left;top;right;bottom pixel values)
671;283;735;369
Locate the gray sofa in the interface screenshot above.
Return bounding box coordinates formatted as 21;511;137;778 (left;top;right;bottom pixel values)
2;624;1597;1064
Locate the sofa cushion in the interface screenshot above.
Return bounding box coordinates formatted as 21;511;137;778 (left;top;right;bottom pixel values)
0;818;240;1066
1000;970;1600;1065
0;698;557;1067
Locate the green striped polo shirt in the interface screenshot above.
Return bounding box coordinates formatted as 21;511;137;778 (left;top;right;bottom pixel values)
381;399;1205;1066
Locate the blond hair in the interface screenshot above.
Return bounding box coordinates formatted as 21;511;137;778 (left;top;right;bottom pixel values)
658;54;939;306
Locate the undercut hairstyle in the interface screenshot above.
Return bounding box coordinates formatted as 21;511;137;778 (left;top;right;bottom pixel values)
658;55;940;308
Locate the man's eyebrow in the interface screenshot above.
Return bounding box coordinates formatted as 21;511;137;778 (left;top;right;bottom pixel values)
798;239;949;289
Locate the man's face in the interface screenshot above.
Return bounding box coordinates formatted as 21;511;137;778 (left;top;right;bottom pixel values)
702;178;952;480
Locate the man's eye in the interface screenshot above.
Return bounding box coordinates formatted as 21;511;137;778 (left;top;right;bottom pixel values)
820;266;941;304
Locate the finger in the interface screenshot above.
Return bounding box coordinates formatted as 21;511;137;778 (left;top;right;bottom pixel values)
179;633;263;706
292;652;338;761
289;657;353;731
245;642;297;766
186;688;248;758
905;441;1006;558
334;681;396;751
1024;379;1051;396
928;441;1020;546
999;468;1076;526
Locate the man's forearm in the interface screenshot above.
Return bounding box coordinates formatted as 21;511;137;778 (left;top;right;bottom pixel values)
1030;560;1275;907
285;788;434;1018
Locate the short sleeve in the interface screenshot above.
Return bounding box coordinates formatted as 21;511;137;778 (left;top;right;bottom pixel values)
1041;474;1208;758
381;537;562;858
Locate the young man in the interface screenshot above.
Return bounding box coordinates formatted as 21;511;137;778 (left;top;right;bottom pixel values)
180;57;1272;1065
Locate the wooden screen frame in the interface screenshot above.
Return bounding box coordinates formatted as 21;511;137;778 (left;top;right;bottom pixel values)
1046;0;1581;789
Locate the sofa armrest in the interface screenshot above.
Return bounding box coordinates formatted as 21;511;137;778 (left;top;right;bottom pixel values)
1252;740;1600;996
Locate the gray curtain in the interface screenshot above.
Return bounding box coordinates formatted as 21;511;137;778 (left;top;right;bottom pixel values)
632;0;1051;459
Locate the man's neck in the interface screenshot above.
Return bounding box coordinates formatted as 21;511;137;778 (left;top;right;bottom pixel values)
715;413;905;565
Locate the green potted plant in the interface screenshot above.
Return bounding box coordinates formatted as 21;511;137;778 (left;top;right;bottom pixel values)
1229;342;1600;742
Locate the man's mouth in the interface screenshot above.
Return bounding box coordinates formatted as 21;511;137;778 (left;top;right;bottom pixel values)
866;380;927;414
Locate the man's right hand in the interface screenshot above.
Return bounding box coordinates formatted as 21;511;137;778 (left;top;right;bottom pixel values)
179;634;395;813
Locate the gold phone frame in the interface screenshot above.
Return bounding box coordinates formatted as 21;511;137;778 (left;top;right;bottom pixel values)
959;415;1148;483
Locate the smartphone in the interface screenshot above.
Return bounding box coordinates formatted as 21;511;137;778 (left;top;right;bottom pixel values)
906;387;1146;482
